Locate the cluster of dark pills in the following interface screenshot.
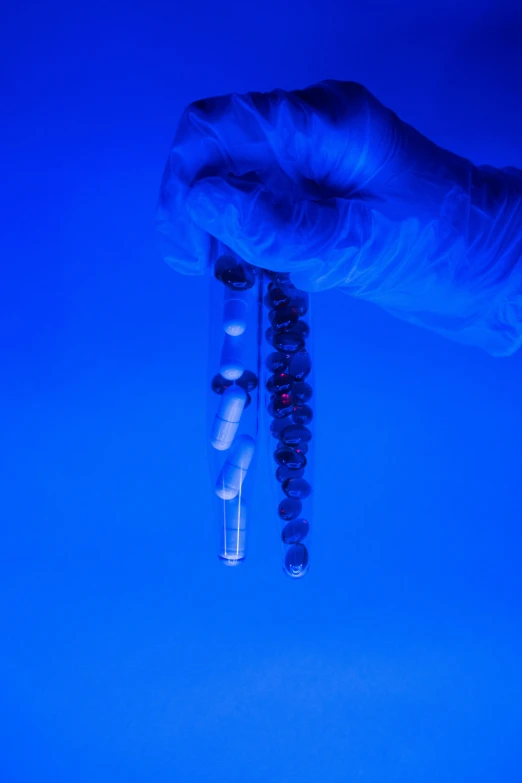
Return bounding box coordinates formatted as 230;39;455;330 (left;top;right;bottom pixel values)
264;271;312;578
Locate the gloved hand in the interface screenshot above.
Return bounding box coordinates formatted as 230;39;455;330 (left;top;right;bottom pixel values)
157;80;522;356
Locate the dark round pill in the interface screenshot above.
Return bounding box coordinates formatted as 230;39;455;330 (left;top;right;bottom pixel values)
289;351;311;380
264;286;290;310
284;543;309;578
214;254;255;290
269;307;299;332
266;373;293;395
236;369;258;392
272;331;304;354
281;518;309;544
276;465;305;482
265;352;289;373
270;418;288;439
282;477;312;499
274;447;307;470
278;497;302;521
287;291;309;316
292;404;313;426
281;424;312;447
293;320;310;339
211;374;234;395
267;394;294;418
292;382;312;403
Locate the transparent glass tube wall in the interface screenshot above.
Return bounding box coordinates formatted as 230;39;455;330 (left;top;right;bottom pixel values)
261;271;313;578
208;245;313;577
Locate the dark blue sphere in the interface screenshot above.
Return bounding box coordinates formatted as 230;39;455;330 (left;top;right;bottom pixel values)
275;465;305;482
277;497;302;521
274;447;307;470
281;424;312;447
289;350;311;380
281;518;309;544
214;254;255;290
211;374;234;395
236;369;258;392
272;331;304;354
267;394;294;418
282;477;312;499
292;404;313;426
266;373;294;395
284;543;309;578
265;352;289;373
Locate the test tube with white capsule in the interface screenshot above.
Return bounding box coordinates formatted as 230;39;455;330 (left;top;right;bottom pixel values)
208;240;260;566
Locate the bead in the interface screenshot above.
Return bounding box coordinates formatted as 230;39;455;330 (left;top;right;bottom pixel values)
265;352;289;373
289;350;311;380
211;374;234;395
267;394;294;418
236;369;258;392
281;518;309;544
282;477;312;499
266;373;293;395
287;291;309;316
281;424;312;447
292;404;313;426
293;320;310;339
274;447;307;470
292;382;312;403
272;331;304;353
276;465;305;482
270;418;288;439
284;543;309;578
215;254;255;290
264;286;290;310
278;497;302;521
269;307;299;332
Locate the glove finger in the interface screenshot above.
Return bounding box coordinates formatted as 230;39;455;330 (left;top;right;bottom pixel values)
157;90;284;274
157;81;394;274
186;175;375;292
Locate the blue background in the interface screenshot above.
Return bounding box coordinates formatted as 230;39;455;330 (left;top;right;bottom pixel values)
2;1;522;780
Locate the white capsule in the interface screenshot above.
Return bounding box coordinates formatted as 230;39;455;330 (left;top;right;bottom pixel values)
219;497;247;565
216;435;255;499
220;333;244;380
211;385;247;451
223;290;248;337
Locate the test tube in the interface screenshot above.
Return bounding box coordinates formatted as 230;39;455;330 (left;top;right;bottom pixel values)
208;241;260;565
262;270;313;578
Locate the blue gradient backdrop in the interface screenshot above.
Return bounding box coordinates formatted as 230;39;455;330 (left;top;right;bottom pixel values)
2;1;522;781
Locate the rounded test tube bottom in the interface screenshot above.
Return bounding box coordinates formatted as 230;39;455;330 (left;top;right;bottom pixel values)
218;497;247;565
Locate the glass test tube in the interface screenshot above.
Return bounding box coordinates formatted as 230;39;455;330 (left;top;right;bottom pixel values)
207;248;314;576
207;242;260;566
261;271;313;578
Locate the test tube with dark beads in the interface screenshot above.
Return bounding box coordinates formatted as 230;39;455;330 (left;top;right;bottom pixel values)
262;270;313;578
208;242;260;566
